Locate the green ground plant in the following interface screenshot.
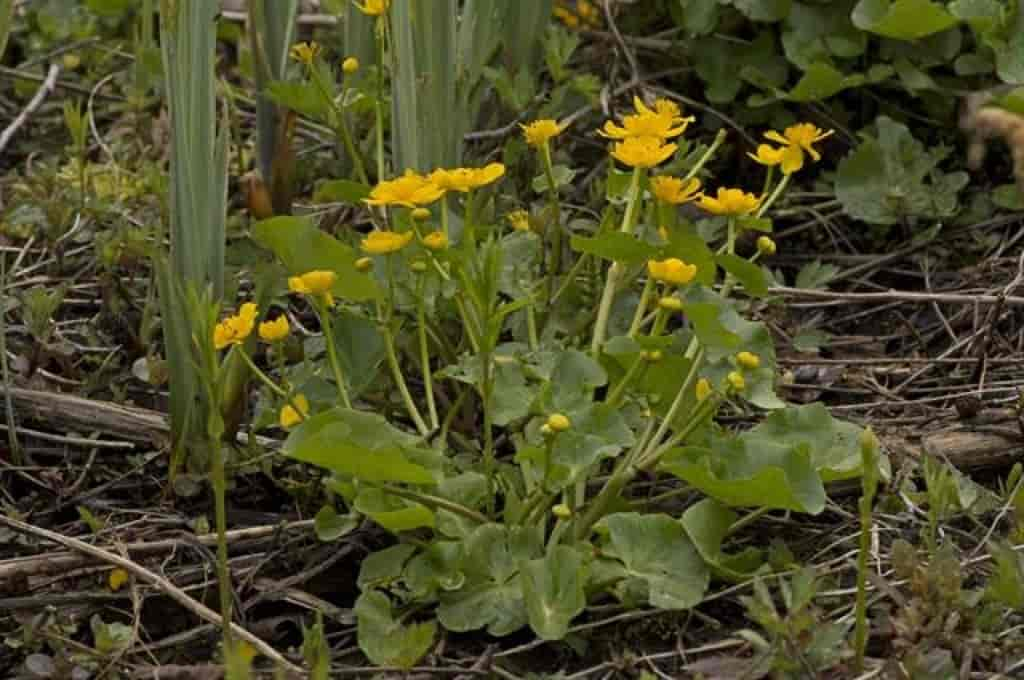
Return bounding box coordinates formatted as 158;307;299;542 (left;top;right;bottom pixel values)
219;27;890;660
6;0;1024;677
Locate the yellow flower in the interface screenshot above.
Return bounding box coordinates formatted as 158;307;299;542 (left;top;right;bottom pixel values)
748;143;807;175
507;210;532;232
361;230;414;255
727;371;745;392
695;378;712;402
259;315;290;343
651;176;701;205
428;163;505;193
289;41;321;66
521;119;565;147
757;236;777;255
736;351;760;370
600;96;694;141
553;5;580;28
364;170;445;208
355;0;389;16
547;413;571;432
280;394;310;429
697;187;761;216
576;0;601;26
355;257;374;272
213;302;258;350
611;137;677;168
658;296;684;312
342;56;359;74
108;568;129;592
759;123;834;174
422;231;448;251
288;270;337;307
647;258;697;286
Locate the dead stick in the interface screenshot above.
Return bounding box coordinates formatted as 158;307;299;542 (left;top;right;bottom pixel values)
770;286;1024;307
0;519;313;580
0;63;61;155
0;514;304;674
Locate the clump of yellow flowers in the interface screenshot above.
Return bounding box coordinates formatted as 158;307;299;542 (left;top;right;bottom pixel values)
214;303;258;350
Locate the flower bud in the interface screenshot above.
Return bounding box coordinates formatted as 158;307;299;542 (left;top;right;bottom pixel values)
355;257;374;272
342;56;360;74
411;207;431;221
736;351;760;370
658;296;684;312
695;377;712;401
410;260;428;273
552;503;572;519
546;413;571;432
727;371;745;392
757;236;777;256
641;350;663;363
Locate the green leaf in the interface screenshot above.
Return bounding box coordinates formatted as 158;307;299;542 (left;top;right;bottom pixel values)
715;254;768;297
851;0;958;40
994;87;1024;117
747;403;882;482
520;545;587;640
834;116;969;225
986;542;1024;608
786;62;864;101
437;524;543;636
604;513;709;609
549;404;635;486
681;498;738;566
330;309;386;398
265;80;330;121
570;232;659;264
283;408;436;484
355;488;435;532
993;184;1024;211
676;0;720;35
681;303;742;350
355;590;435;668
90;615;133;654
532;164;576;193
314;179;372;204
661;440;827;513
729;0;791;22
314;505;358;541
252;216;379;301
549;349;607;411
86;0;133;17
358;544;418;589
795;259;839;289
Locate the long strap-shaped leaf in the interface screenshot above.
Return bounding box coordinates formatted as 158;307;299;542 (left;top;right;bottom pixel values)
158;0;229;472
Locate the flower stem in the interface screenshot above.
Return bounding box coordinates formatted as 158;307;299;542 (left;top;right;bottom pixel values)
379;264;429;436
682;128;728;181
380;484;488;524
210;440;233;647
606;354;645;406
315;303;353;409
310;65;368;185
628;277;654;338
416;276;439;430
374;21;386;183
591;167;643;355
541;142;562;307
755;173;790;219
640;346;705;460
236;348;288;398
